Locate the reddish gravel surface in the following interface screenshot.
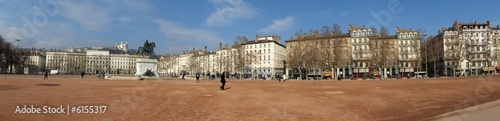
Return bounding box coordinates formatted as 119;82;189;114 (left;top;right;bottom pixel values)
1;74;500;121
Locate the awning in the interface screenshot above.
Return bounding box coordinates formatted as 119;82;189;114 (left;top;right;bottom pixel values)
323;72;332;76
482;67;495;71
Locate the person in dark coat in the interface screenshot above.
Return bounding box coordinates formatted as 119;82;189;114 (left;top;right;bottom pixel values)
220;72;226;90
81;71;85;79
196;73;200;82
44;71;48;79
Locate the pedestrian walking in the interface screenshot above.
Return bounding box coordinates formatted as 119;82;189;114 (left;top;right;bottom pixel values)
282;74;286;82
44;71;48;79
220;72;226;90
81;71;85;79
196;73;200;82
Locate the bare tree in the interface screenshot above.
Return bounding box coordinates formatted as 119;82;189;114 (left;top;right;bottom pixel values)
232;35;254;79
370;37;396;78
286;31;308;79
0;36;8;73
332;23;342;35
379;26;389;37
322;25;331;35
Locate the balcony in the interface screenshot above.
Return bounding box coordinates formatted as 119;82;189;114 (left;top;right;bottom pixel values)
399;58;417;61
352;42;368;45
470;58;487;61
353;57;371;61
444;41;459;45
444;56;460;60
399;44;416;47
469;50;489;54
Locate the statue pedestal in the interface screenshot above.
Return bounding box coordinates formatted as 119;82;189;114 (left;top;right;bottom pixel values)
135;58;158;77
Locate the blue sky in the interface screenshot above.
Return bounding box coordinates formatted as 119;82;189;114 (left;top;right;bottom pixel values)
1;0;499;55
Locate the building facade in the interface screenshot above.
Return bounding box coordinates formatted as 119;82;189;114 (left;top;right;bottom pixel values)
45;51;86;74
426;21;500;76
396;27;421;77
42;41;149;74
25;53;46;74
158;34;286;79
243;35;286;79
285;25;420;79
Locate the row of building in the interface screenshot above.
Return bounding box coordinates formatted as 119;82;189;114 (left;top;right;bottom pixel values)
424;21;500;77
23;41;150;75
159;20;500;79
158;35;286;79
17;20;500;79
285;25;421;79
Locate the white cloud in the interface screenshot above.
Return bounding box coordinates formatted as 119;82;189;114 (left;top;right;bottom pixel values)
259;16;294;33
0;19;80;49
0;1;155;50
153;19;221;53
59;1;112;31
341;11;350;16
58;23;72;30
119;16;131;22
206;0;257;26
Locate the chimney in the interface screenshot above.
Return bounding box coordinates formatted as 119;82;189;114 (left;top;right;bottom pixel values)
219;43;222;50
204;46;207;53
497;25;499;28
475;21;478;24
487;20;491;25
454;21;458;26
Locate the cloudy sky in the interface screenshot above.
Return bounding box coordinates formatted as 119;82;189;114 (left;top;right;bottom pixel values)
0;0;499;55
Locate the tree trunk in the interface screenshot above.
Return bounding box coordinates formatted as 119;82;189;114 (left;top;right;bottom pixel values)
9;64;13;74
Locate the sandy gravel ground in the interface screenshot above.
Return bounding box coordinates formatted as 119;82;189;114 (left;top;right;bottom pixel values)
1;74;500;121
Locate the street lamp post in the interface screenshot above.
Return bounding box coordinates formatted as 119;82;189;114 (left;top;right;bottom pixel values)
16;39;21;48
422;32;427;78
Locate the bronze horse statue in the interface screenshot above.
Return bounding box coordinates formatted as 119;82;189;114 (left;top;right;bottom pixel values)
138;39;156;55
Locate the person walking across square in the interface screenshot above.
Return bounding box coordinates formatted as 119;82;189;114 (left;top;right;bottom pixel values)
220;72;226;90
44;71;48;79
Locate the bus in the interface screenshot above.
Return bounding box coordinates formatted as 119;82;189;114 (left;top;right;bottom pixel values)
415;71;426;78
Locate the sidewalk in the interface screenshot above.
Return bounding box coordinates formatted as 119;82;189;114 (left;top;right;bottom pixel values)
426;99;500;121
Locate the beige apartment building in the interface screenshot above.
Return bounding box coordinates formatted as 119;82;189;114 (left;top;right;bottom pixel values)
285;25;420;79
159;35;286;79
425;21;500;76
286;31;351;79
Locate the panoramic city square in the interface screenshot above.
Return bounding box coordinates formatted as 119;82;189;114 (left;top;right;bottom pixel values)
2;0;500;120
1;75;500;121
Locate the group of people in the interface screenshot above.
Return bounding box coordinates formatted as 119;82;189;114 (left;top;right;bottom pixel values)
95;70;106;79
41;71;99;79
278;74;287;82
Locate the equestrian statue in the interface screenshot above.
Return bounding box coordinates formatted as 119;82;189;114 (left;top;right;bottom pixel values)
137;39;156;55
